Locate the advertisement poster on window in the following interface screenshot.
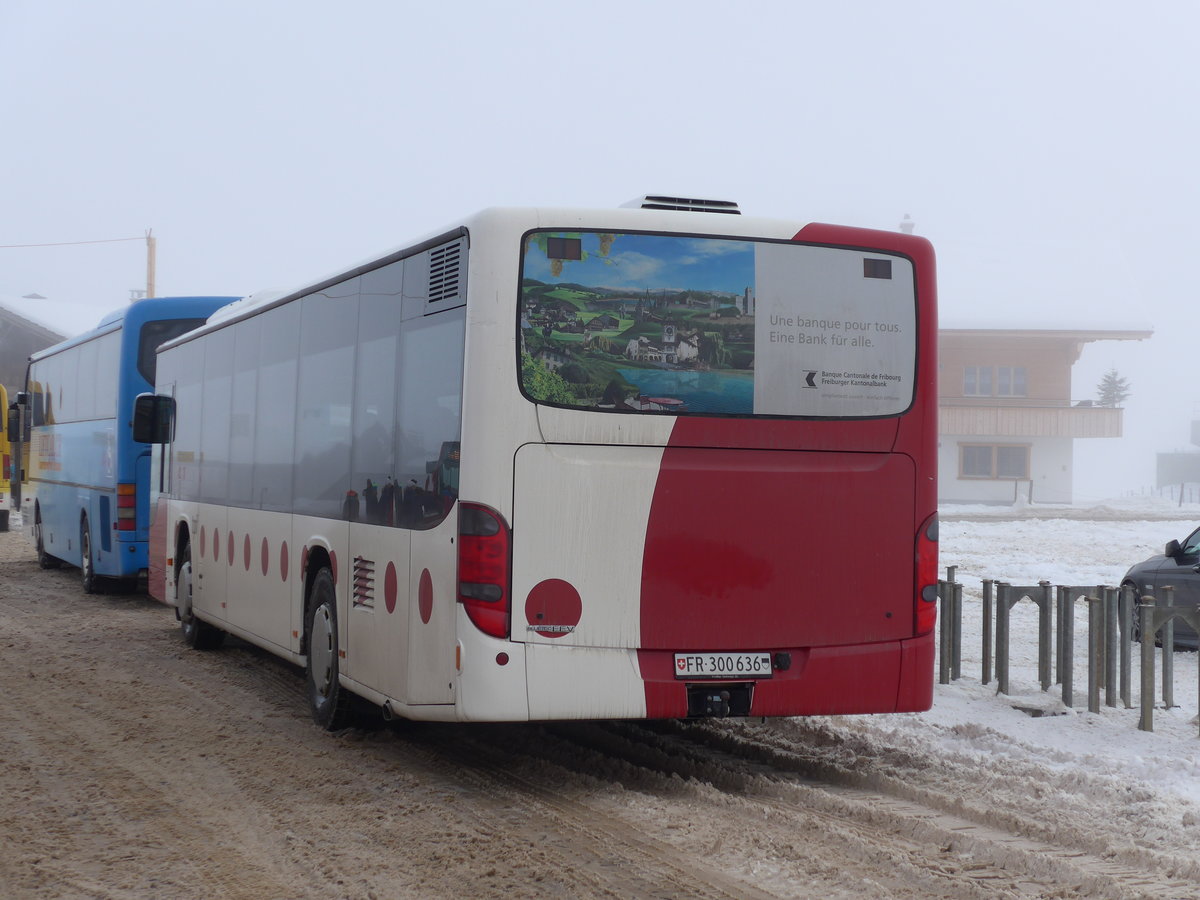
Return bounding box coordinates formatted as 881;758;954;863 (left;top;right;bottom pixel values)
520;232;916;418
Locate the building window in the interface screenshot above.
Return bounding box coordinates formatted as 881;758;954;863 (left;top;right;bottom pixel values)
997;366;1027;397
959;443;1030;479
963;365;1026;397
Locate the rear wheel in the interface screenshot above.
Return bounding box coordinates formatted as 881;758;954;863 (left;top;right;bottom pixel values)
306;567;352;731
35;508;60;570
178;544;225;650
80;516;98;594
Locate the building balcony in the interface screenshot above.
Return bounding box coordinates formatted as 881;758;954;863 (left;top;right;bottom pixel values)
938;402;1124;438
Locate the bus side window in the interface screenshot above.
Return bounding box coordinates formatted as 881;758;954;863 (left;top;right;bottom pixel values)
294;278;359;519
394;309;465;530
354;262;403;526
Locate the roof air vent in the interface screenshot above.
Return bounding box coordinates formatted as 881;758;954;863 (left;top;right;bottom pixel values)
620;194;741;215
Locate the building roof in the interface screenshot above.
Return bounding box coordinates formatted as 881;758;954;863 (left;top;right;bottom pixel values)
0;294;116;339
939;325;1153;342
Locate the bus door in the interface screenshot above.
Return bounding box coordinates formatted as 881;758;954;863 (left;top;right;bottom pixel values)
406;513;457;704
346;521;412;702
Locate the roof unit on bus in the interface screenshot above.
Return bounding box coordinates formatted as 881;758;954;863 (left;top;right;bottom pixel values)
620;195;741;214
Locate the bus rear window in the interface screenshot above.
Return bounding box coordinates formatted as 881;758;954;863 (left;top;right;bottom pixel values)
138;318;207;385
518;231;917;418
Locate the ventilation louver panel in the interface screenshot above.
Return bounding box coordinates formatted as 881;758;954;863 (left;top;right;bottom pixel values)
621;195;741;215
428;242;464;304
353;556;375;609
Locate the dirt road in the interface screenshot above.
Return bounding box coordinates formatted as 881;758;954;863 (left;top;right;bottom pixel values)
3;528;1198;900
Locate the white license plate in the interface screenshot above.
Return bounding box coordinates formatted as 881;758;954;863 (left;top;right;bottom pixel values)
674;652;773;680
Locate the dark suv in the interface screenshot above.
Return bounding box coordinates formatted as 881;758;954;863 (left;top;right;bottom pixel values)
1122;527;1200;650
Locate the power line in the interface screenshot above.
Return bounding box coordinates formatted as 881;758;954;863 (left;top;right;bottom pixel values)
0;236;146;249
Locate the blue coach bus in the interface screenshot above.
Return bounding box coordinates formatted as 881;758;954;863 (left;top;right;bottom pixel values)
15;296;236;591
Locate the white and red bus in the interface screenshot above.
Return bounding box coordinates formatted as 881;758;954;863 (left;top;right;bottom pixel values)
138;196;938;728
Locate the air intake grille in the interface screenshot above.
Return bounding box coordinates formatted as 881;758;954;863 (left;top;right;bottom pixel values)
622;195;741;215
428;241;463;303
353;556;375;608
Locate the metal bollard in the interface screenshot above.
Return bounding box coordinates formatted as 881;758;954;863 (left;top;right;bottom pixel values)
1087;596;1102;714
1119;583;1133;709
952;582;963;681
938;578;953;685
982;579;993;685
1103;586;1118;708
1139;602;1155;732
1161;586;1176;709
1038;581;1053;693
1055;586;1067;686
1059;587;1075;708
996;582;1011;695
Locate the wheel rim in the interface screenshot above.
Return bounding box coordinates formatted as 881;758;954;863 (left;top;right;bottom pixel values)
178;559;194;625
310;603;336;701
81;528;92;584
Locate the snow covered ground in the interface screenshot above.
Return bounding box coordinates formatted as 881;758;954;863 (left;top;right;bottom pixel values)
860;496;1200;813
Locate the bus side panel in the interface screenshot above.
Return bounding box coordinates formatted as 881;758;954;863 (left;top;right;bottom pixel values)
511;443;664;650
191;506;229;624
221;508;305;653
148;496;168;602
454;607;530;722
525;645;647;720
345;521;412;703
406;514;458;705
895;631;936;712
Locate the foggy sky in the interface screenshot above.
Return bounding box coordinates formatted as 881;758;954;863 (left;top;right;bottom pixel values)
2;0;1195;498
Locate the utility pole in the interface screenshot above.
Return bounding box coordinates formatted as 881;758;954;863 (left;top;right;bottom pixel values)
145;228;157;298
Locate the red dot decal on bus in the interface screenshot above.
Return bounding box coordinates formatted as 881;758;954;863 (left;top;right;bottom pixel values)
418;569;433;624
227;531;235;567
243;534;251;571
213;529;220;562
384;562;398;614
280;541;289;582
261;537;270;577
199;526;206;559
525;579;582;639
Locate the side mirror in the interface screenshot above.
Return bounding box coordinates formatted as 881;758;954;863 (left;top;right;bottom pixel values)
8;392;29;442
132;393;175;444
1165;539;1182;557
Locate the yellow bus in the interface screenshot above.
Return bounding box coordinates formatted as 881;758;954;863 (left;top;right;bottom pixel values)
1;383;11;531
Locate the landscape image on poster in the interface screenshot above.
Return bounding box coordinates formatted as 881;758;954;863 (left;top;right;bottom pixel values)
519;231;758;414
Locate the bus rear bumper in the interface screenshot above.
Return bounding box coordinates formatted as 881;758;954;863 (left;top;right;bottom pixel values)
638;630;936;718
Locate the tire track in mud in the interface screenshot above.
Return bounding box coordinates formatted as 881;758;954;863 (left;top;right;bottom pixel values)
0;541;784;899
6;527;1198;900
397;724;784;900
526;719;1200;900
0;587;309;898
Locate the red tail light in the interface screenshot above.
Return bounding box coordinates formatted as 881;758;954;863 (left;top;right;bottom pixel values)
458;502;511;638
915;512;938;635
116;482;136;532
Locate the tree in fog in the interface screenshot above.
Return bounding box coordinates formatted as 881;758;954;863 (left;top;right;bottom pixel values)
1096;368;1131;407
